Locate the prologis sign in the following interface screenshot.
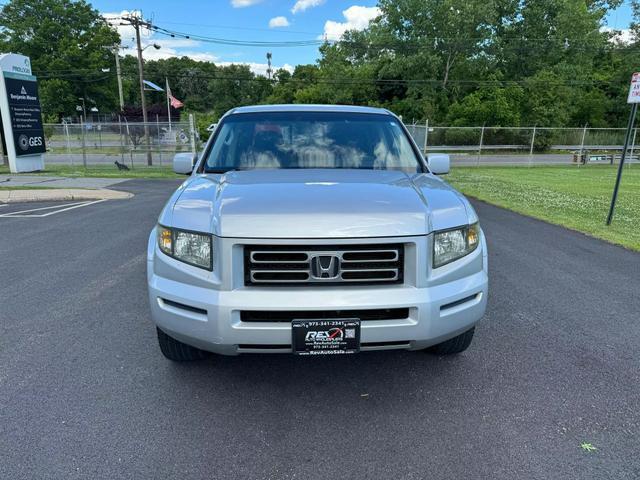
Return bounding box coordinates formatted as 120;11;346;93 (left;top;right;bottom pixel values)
4;55;32;75
0;53;46;172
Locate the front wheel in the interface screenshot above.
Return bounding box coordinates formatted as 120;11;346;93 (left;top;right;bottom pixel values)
428;327;475;355
156;328;210;361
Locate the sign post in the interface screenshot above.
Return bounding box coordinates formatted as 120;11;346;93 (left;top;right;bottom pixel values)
606;72;639;225
0;53;46;173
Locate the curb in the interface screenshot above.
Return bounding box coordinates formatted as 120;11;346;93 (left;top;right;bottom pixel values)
0;188;133;203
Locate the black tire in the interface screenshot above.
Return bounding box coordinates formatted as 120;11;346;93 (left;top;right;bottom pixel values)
428;327;475;355
157;328;210;361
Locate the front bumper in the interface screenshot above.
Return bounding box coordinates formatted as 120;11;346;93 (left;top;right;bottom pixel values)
147;230;488;355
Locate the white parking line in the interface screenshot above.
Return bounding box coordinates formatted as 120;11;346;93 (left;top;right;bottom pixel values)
0;201;89;215
0;199;107;218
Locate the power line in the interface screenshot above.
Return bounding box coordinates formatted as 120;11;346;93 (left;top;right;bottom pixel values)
149;25;639;51
151;19;321;37
32;68;634;89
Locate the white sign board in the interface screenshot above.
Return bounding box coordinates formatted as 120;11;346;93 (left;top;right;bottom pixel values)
628;72;640;104
0;53;46;173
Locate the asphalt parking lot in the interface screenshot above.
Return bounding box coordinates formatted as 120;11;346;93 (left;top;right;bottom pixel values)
1;179;639;479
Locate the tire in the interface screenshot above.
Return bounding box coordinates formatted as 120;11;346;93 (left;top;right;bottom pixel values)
428;327;475;355
156;328;210;361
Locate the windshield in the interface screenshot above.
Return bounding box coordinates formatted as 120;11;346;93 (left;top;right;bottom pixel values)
203;111;423;173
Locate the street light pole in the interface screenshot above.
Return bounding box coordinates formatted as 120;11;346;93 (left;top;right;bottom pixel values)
78;97;87;120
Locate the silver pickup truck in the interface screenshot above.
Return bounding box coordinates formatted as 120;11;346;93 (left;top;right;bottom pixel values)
147;105;488;361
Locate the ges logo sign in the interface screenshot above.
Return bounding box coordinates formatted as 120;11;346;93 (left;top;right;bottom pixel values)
18;134;43;151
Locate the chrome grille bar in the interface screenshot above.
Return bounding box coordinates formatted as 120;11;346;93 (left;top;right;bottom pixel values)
244;244;404;286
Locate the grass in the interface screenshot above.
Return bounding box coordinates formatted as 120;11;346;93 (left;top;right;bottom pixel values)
0;164;183;179
446;164;640;251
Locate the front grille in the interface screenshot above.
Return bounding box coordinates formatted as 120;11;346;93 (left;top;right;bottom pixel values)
244;244;404;286
240;308;410;323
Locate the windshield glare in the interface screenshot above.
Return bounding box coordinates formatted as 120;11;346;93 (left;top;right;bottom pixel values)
203;112;423;173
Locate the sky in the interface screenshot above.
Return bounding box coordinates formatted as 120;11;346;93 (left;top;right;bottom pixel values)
95;0;635;76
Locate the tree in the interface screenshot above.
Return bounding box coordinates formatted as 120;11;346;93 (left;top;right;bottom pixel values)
305;0;626;129
376;0;504;89
0;0;120;119
446;81;524;127
632;1;640;41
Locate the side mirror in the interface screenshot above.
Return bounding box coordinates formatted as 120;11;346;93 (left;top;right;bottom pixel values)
173;152;195;175
427;153;450;175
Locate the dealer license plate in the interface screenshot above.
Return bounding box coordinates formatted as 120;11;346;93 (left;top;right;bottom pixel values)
292;319;361;355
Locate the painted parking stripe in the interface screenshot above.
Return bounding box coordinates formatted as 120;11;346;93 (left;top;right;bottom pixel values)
38;200;107;217
0;200;91;216
0;201;89;215
0;199;106;218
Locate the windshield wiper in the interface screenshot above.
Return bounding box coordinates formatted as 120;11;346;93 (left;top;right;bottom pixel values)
204;168;238;174
205;166;260;174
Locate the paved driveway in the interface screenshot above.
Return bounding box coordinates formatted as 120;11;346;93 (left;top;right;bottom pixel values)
1;179;638;479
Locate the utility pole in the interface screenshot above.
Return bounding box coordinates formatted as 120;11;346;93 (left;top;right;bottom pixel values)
121;13;153;166
134;17;152;165
266;52;273;80
114;47;125;111
102;44;126;111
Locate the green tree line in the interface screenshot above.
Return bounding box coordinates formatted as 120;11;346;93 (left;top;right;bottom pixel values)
1;0;638;128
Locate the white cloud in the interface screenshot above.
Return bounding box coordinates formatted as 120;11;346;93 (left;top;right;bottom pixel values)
291;0;325;14
321;5;380;41
601;26;634;45
231;0;262;7
269;16;290;28
145;49;220;62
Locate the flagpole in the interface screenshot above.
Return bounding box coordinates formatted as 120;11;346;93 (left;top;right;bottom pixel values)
166;77;172;132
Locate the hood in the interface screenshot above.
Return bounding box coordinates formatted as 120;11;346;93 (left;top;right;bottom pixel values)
167;169;475;238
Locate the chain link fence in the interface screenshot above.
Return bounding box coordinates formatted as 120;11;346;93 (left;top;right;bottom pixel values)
38;121;639;168
42;120;196;169
406;124;639;166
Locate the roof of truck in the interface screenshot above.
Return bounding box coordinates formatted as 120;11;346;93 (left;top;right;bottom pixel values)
228;104;392;115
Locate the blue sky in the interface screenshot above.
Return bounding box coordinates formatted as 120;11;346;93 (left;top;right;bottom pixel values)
95;0;635;75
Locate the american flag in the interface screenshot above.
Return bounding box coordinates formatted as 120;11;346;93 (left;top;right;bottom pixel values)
166;82;184;109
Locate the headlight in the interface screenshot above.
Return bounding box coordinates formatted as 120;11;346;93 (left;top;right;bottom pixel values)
157;225;213;270
433;223;480;268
